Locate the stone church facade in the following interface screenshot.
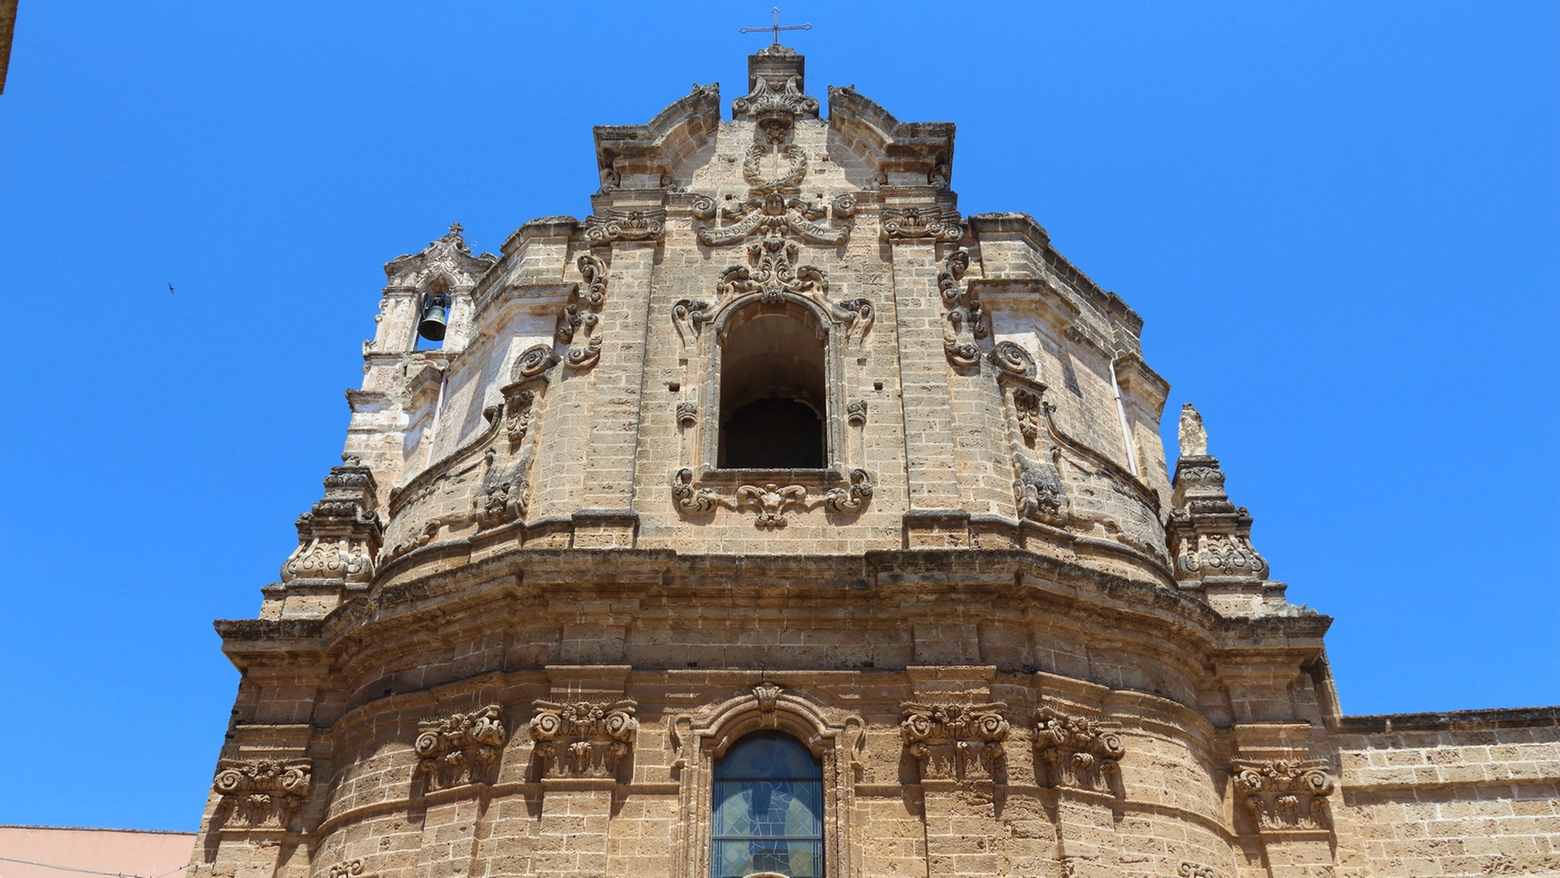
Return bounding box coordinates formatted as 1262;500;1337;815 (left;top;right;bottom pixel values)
191;46;1559;878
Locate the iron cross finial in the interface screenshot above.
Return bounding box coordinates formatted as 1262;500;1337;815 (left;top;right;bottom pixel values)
739;7;812;45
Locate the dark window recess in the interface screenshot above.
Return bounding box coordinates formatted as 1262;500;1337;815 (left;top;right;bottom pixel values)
718;308;828;469
722;398;824;469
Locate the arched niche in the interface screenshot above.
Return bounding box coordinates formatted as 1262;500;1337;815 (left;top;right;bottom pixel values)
698;294;846;478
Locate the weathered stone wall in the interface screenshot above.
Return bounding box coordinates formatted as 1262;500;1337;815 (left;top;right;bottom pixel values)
1331;710;1560;876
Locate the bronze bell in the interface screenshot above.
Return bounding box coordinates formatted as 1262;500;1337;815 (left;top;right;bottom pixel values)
417;293;449;342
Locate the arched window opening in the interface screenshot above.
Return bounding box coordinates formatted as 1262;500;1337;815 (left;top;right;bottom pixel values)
712;733;824;878
719;309;827;469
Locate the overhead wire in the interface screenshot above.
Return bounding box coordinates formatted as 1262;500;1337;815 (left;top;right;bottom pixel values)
0;855;190;878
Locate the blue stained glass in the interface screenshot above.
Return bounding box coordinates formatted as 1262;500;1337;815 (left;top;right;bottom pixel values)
712;735;824;878
713;782;823;837
715;735;822;780
712;841;823;878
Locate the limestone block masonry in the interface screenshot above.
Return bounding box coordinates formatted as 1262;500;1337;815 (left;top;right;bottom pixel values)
194;45;1559;878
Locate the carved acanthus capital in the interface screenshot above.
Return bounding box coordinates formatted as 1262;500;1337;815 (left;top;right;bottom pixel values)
1232;758;1335;833
901;702;1009;783
1168;454;1270;587
584;209;666;244
1033;707;1124;793
416;705;507;788
754;682;782;713
882;206;964;242
212;759;311;831
846;400;867;426
281;458;382;586
529;699;639;779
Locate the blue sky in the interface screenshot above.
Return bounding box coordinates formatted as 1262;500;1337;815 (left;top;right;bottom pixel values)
0;2;1554;831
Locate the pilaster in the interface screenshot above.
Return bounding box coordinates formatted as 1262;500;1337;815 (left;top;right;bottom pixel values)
530;666;637;878
903;667;1008;878
577;236;660;545
887;235;964;534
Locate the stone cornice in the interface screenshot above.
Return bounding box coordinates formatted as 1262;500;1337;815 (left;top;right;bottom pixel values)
214;548;1332;687
1337;706;1560;732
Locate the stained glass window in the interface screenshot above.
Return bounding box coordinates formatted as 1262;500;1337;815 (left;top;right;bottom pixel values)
711;734;824;878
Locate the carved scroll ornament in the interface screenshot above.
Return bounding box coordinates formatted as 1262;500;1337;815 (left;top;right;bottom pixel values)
324;860;370;878
1232;758;1335;833
1168;453;1271;587
1033;707;1124;793
280;458;382;587
881;206;964;242
937;250;987;368
553;254;609;370
513;344;560;380
213;759;311;830
583;209;666;244
991;341;1036;378
530;700;639;778
901;702;1009;783
416;705;507;788
672;469;875;527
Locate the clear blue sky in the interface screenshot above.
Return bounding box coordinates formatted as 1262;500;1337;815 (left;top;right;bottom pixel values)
0;2;1554;832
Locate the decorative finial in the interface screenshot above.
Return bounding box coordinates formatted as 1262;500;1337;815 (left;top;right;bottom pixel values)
448;222;463;235
1179;403;1208;457
739;7;812;45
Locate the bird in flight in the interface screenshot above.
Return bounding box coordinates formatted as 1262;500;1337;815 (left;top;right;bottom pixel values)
169;283;175;295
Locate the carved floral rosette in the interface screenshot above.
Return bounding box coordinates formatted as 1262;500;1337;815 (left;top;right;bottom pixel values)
1033;707;1125;793
900;702;1009;783
1232;758;1336;833
529;699;639;779
415;705;507;788
212;759;311;830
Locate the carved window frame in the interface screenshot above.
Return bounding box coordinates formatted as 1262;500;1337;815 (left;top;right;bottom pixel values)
671;688;864;878
695;293;849;484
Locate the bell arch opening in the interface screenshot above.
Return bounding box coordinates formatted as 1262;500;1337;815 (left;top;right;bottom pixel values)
718;305;827;469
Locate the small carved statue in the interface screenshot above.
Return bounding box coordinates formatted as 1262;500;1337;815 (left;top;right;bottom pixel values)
1179;403;1208;457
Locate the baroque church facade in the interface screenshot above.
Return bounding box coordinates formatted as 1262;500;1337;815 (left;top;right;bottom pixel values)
191;46;1559;878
